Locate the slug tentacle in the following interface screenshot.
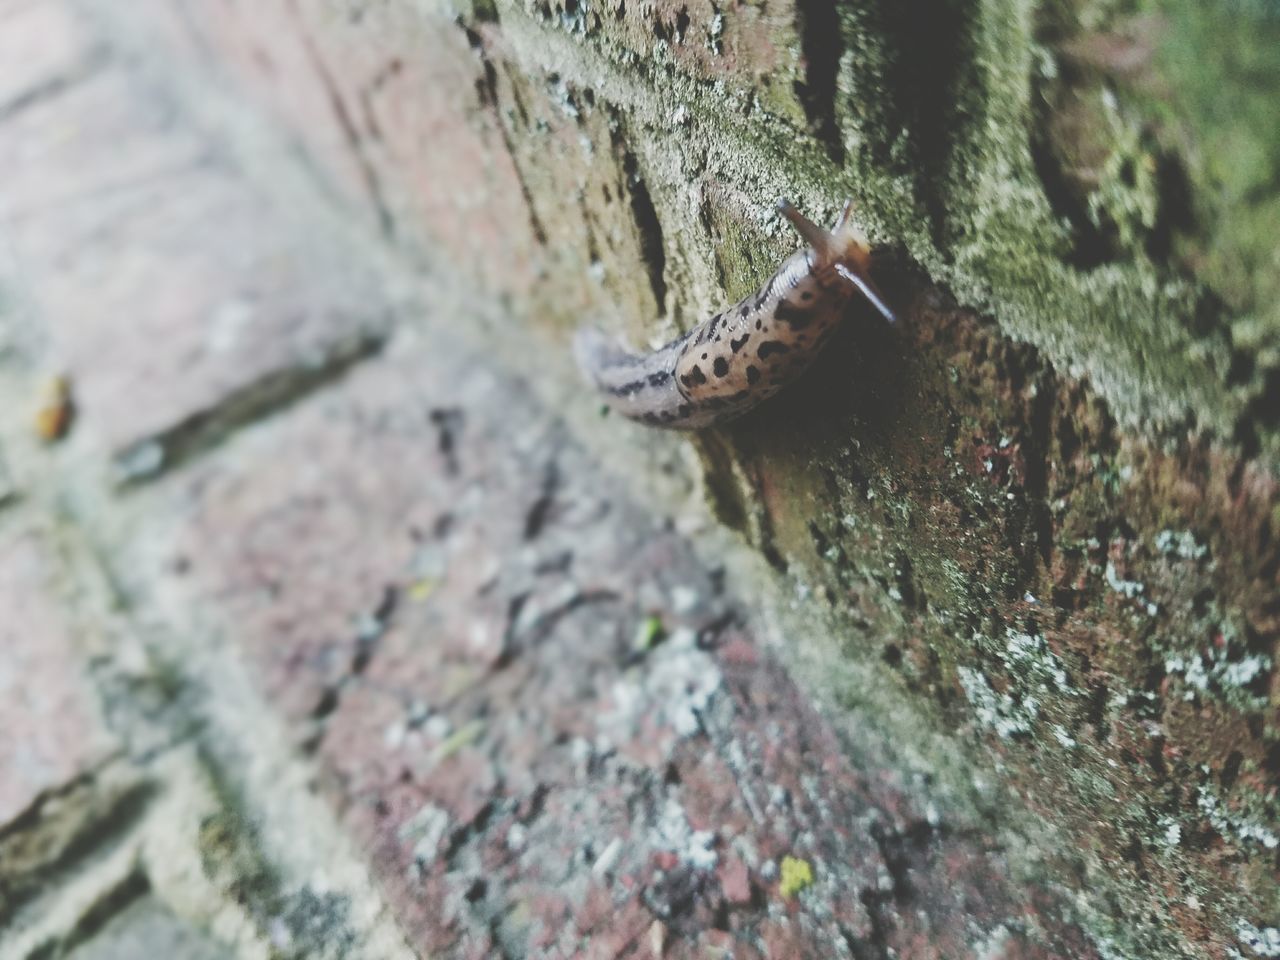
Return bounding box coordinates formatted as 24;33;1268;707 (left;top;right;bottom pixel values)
575;197;894;430
834;263;896;324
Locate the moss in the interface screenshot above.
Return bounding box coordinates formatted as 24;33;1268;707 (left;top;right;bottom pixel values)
1142;0;1280;325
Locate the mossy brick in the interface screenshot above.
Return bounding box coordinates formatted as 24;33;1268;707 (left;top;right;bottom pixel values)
511;0;813;126
713;296;1278;956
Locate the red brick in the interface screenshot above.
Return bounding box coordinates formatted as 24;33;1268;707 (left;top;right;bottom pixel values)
161;0;702;340
0;62;387;462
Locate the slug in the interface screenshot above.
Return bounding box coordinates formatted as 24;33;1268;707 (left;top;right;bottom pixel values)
574;198;895;429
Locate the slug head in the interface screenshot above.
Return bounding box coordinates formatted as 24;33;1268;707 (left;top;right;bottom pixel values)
777;198;895;323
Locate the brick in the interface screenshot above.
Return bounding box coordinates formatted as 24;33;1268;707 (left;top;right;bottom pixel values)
118;331;1100;956
158;0;700;341
0;528;115;826
524;0;808;118
0;60;387;465
155;0;542;293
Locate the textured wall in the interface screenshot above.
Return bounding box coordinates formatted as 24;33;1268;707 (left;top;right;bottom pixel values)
2;0;1277;956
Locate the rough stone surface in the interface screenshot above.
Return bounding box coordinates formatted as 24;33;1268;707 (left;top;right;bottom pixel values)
121;1;1275;955
0;0;1275;957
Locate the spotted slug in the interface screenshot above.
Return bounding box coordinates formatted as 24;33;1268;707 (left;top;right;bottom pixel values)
574;198;895;429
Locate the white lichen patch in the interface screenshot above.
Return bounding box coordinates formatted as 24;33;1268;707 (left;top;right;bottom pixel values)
960;629;1078;741
1003;629;1071;691
1154;528;1209;561
1165;640;1272;709
1198;785;1279;850
655;795;717;870
1237;920;1280;958
958;665;1036;739
1156;816;1182;850
602;627;721;741
1104;560;1146;600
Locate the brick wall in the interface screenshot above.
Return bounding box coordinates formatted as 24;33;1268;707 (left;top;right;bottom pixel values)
1;0;1277;957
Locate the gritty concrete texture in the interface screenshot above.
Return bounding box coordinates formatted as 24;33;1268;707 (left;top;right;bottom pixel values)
0;0;1275;957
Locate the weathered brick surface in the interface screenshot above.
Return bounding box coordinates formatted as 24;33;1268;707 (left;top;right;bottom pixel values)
106;328;1101;956
152;0;724;341
0;20;387;470
0;0;1273;957
0;526;116;826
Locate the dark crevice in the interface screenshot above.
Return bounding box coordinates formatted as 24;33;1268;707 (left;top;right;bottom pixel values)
307;585;398;735
1243;368;1280;449
1146;149;1198;262
523;459;561;540
674;7;691;43
429;407;466;476
793;0;844;163
0;775;154;922
840;921;889;960
27;871;151;960
504;588;621;656
1028;131;1115;269
1086;680;1110;741
620;148;668;313
893;551;921;610
458;19;549;246
871;0;976;246
856;887;895;960
440;800;497;866
1220;750;1244;790
868;818;920;901
0;46;110;125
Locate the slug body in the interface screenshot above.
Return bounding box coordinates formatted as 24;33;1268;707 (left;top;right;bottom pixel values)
575;198;894;429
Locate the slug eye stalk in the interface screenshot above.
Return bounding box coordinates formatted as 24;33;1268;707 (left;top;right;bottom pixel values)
834;263;896;324
777;197;895;324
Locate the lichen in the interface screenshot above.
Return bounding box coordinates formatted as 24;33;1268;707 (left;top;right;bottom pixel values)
777;855;813;899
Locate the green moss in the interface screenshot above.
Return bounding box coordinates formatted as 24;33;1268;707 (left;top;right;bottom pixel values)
1143;0;1280;329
